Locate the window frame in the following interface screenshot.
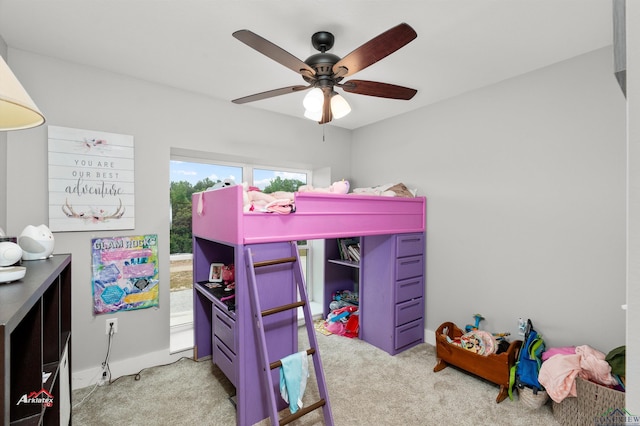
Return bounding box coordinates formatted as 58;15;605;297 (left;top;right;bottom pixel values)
169;155;314;334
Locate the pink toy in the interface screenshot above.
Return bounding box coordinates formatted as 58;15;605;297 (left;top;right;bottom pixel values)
298;180;349;194
221;264;235;284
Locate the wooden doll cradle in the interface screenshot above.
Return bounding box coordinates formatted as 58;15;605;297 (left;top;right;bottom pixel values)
433;322;521;403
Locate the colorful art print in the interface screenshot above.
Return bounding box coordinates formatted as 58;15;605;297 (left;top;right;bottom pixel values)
92;234;159;314
48;125;135;232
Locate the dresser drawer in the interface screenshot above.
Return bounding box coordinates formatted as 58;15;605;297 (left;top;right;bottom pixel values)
395;276;423;303
396;233;424;258
395;318;424;350
395;297;423;326
213;304;236;353
395;255;423;281
213;336;237;386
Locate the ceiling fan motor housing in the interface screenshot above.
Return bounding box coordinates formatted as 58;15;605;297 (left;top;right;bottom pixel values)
311;31;335;52
304;31;341;85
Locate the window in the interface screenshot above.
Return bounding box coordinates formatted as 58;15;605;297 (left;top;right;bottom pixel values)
169;158;312;352
254;168;307;192
169;160;242;352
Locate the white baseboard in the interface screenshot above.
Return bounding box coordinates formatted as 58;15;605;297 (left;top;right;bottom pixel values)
425;327;436;346
72;346;194;390
73;326;435;390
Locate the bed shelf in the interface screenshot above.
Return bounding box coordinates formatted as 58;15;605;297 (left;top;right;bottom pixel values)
327;259;360;268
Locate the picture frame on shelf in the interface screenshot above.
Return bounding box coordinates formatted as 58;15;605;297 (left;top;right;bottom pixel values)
209;263;224;282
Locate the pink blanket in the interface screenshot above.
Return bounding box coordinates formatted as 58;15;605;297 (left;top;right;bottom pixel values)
538;345;617;403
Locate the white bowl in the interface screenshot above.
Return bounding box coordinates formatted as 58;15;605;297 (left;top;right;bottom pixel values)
0;266;26;283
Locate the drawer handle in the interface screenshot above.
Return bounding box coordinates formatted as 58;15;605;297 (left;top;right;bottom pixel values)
400;301;419;310
400;259;420;266
215;315;233;330
399;323;420;334
400;238;421;243
399;280;420;288
217;344;233;363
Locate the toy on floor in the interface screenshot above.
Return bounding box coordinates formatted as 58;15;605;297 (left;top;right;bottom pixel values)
322;290;360;338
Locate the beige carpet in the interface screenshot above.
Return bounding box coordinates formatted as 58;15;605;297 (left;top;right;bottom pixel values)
72;327;560;425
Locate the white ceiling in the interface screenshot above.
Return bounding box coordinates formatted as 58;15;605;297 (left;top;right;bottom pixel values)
0;0;614;130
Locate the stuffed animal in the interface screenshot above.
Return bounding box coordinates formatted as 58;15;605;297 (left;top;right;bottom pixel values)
298;180;350;194
208;178;236;190
221;264;234;284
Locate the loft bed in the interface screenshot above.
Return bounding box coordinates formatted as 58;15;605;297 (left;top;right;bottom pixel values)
192;184;426;425
192;184;426;245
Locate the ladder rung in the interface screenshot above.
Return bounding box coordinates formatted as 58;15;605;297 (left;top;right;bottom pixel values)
269;348;316;370
279;399;326;426
262;300;305;317
253;256;297;268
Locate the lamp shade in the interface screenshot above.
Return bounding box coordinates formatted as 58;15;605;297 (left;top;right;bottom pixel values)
304;108;322;121
303;88;324;113
0;55;45;131
303;88;351;122
330;93;351;119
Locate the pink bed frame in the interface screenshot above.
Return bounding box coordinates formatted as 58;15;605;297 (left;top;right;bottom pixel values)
192;184;426;244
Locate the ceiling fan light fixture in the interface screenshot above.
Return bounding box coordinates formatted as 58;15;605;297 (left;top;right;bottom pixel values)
302;87;323;112
330;93;351;119
232;24;418;125
304;108;322;121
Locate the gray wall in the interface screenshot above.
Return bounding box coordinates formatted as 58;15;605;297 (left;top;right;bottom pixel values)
1;34;634;401
352;47;627;352
2;49;352;386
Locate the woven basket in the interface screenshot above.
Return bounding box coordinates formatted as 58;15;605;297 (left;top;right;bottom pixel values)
552;377;625;426
519;386;549;409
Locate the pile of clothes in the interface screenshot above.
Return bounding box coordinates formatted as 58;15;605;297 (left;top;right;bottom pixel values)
320;290;359;338
538;345;625;403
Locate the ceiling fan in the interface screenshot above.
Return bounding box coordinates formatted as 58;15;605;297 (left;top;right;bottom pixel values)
231;23;418;124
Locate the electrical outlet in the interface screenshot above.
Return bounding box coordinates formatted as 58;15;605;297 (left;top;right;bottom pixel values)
98;367;108;386
106;318;118;335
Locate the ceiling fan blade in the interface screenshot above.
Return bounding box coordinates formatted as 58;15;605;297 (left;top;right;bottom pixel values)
319;89;333;124
333;23;417;78
340;80;417;100
232;85;310;104
233;30;316;77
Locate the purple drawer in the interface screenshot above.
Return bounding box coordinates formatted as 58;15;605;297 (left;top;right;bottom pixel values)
395;276;424;303
396;233;424;258
395;297;423;326
395;318;424;350
213;305;236;353
395;255;423;281
213;336;237;386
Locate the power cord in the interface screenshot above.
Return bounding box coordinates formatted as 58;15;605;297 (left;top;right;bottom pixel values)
99;322;115;386
109;356;202;384
72;322;116;409
73;326;205;409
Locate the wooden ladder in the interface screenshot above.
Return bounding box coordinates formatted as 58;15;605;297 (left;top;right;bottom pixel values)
245;242;334;426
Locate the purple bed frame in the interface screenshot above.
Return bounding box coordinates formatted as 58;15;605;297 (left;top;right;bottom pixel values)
192;184;426;425
192;184;425;244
